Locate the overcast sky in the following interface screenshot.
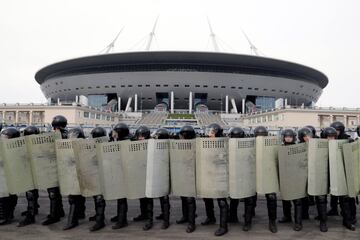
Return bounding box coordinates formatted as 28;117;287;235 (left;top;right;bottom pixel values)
1;0;359;107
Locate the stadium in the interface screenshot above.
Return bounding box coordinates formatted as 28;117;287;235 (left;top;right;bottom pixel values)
35;51;328;115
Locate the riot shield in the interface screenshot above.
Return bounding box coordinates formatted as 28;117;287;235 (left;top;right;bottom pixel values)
55;139;81;195
256;136;281;194
0;140;9;197
307;138;329;196
96;141;126;200
278;143;308;200
196;137;229;198
25;132;59;190
343;142;359;198
146;139;170;198
121;140;148;199
73;137;107;197
329;140;348;196
1;137;34;194
228;138;256;199
169;139;196;197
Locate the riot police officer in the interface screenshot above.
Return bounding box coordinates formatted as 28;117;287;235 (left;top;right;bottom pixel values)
0;128;20;225
299;127;328;232
132;126;151;223
176;125;197;233
323;126;355;231
143;128;171;231
279;129;303;231
111;123;131;230
228;127;255;231
356;125;360;140
254;126;278;233
201;123;229;236
18;126;41;227
63;127;87;230
329;121;356;226
87;127;107;231
42;115;66;226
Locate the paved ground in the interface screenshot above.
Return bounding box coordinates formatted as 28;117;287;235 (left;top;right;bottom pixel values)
0;194;359;240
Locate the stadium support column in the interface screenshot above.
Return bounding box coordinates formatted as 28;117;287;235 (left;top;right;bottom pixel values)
231;98;238;113
125;97;132;112
118;97;121;112
225;95;229;113
57;98;61;105
242;98;245;114
134;94;138;112
189;92;193;114
284;98;288;107
170;91;174;114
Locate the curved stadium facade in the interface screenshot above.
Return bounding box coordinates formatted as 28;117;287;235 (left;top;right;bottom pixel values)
35;51;328;113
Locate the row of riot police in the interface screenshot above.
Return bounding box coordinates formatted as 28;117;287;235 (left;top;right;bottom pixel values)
0;117;359;237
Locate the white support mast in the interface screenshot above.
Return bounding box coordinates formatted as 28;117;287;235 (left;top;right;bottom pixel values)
241;29;260;56
99;27;125;54
145;16;159;51
207;17;220;52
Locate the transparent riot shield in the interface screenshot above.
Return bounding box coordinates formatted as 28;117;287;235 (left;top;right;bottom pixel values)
73;137;107;197
169;139;196;197
229;138;256;199
145;139;170;198
329;140;348;196
256;136;281;194
0;140;9;197
55;139;81;195
121;140;148;199
2;137;34;194
25;132;59;190
343;142;359;198
307;138;329;196
278;143;308;200
196;137;229;198
96;141;126;200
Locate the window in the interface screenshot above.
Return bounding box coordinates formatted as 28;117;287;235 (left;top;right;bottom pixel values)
156;84;160;87
121;85;125;87
96;86;100;88
254;88;259;90
195;85;200;87
248;87;252;90
105;86;109;88
238;87;243;89
88;87;92;89
128;85;132;87
185;85;190;87
138;85;142;87
221;86;225;88
163;84;168;87
213;86;218;88
111;85;116;88
231;86;235;89
203;85;208;88
84;112;89;118
174;84;179;87
146;84;150;87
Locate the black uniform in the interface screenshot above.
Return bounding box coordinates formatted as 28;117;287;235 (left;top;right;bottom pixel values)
175;125;197;233
279;129;303;231
42;115;67;226
18;126;41;227
143;128;171;231
254;126;278;233
0;128;20;225
63;127;87;230
228;127;255;231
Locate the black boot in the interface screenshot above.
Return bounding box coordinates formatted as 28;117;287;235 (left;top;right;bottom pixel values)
77;195;86;220
161;196;170;229
327;195;339;216
266;193;278;233
293;199;303;231
0;197;12;225
143;198;153;231
90;195;106;231
252;194;257;217
186;197;196;233
228;198;239;223
112;198;128;229
18;191;37;227
340;197;355;231
243;197;254;231
177;197;188;224
316;195;328;232
201;198;216;225
89;198;98;222
301;197;310;220
214;198;228;236
134;198;148;222
349;197;357;224
63;195;79;230
279;200;292;223
21;189;39;216
42;187;64;225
